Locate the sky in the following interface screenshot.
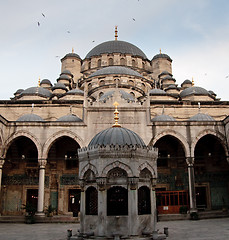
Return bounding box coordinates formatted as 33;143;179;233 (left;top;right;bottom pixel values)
1;0;229;100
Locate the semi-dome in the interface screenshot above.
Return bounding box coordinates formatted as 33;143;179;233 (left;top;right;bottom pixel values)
85;40;147;59
56;114;82;122
17;113;45;122
20;87;52;98
152;114;176;122
149;89;167;95
119;90;135;101
99;90;115;102
89;66;144;78
88;127;146;147
180;86;210;98
152;53;172;62
189;113;215;121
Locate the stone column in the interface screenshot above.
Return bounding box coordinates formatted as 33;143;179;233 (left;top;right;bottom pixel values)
79;180;85;234
36;159;47;216
186;157;197;212
0;159;5;192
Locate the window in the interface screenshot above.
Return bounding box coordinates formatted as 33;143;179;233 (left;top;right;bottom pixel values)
108;58;113;66
132;59;136;68
86;187;98;215
99;80;105;86
88;61;91;69
120;58;125;65
107;186;128;216
138;186;151;215
97;59;101;67
65;151;78;169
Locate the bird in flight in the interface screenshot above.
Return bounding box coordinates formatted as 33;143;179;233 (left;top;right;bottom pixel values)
132;18;136;21
42;13;45;17
67;31;71;33
226;75;229;78
38;22;40;26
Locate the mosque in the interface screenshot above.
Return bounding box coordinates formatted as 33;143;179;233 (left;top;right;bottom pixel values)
1;27;229;221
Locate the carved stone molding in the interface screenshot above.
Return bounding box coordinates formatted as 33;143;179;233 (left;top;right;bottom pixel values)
38;159;47;168
0;159;5;169
128;177;138;190
186;157;194;167
79;179;85;192
96;177;106;191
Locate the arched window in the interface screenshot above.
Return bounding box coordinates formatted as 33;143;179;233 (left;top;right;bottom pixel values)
99;92;104;98
99;80;105;86
97;59;101;67
138;186;151;215
88;61;91;69
120;58;125;65
132;59;136;68
142;62;145;70
108;58;113;66
129;80;134;86
107;186;128;216
86;186;98;215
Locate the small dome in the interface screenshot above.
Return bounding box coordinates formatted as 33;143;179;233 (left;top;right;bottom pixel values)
166;85;177;90
149;89;167;95
61;70;72;76
89;66;144;78
17;113;44;122
20;87;52;98
85;40;147;59
152;53;172;62
65;89;84;96
162;76;175;81
208;90;216;96
14;89;24;95
88;127;146;147
57;74;71;81
180;86;210;98
189;113;215;121
40;79;52;85
181;79;192;85
151;114;176;122
158;71;172;77
52;83;68;91
56;114;82;122
61;53;81;60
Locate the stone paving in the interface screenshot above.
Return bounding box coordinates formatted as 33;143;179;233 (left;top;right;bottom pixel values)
0;218;229;240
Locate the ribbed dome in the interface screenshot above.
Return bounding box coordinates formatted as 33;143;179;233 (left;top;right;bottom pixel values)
86;40;147;59
17;113;44;122
89;66;144;78
149;89;167;95
56;114;82;122
20;87;52;98
189;113;215;121
152;114;176;122
180;86;210;98
152;53;172;62
88;127;146;147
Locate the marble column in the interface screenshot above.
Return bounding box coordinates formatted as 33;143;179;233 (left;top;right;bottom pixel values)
186;157;197;212
36;159;47;216
0;158;5;192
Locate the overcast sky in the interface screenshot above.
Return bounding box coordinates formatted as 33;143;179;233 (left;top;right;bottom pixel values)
1;0;229;100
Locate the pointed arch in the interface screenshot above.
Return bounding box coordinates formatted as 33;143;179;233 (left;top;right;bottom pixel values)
3;130;42;159
138;162;156;178
80;163;98;179
191;129;228;157
101;161;133;177
150;130;189;157
43;130;84;159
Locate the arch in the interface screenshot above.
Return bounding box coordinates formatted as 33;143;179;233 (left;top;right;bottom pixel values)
101;161;133;177
99;80;105;86
138;162;156;178
86;186;98;215
191;129;228;157
150;130;189;157
120;58;125;65
80;163;98;179
97;59;101;67
108;58;113;66
43;130;84;159
138;186;151;215
132;59;136;68
3;130;42;159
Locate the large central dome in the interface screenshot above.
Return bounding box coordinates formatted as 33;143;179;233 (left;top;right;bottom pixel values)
85;40;147;59
88;127;146;147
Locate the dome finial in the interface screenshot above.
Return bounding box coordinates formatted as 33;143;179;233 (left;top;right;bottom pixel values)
72;47;74;53
115;26;118;41
160;48;162;54
192;77;194;86
113;101;121;127
38;77;41;87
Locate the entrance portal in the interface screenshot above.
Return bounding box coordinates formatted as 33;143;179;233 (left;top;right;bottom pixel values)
68;189;81;216
195;186;207;210
26;189;38;209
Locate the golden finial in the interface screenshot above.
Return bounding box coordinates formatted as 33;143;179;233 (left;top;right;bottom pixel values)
112;101;121;127
72;47;74;53
115;26;118;41
38;77;41;87
192;77;194;86
160;48;162;54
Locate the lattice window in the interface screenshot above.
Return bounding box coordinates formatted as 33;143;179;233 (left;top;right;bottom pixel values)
86;187;98;215
107;186;128;216
138;186;151;215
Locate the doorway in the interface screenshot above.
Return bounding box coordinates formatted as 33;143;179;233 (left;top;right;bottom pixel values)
26;189;38;209
68;189;81;216
195;186;207;210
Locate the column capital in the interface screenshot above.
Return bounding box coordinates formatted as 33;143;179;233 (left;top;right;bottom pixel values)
96;177;106;191
38;159;47;168
186;157;194;166
0;158;5;168
128;177;138;190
